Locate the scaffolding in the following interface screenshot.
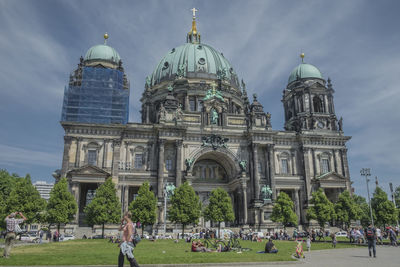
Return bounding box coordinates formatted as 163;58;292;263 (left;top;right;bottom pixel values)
61;66;129;124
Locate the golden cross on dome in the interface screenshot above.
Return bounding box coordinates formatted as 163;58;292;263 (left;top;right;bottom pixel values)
191;7;198;18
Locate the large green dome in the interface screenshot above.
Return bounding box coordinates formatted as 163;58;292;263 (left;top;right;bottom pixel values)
84;44;121;63
288;63;323;84
148;42;239;88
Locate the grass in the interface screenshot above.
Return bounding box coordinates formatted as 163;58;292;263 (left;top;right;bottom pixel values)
0;238;358;265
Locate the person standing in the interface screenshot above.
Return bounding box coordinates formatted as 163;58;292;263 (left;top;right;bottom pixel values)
376;227;383;245
306;236;311;252
3;212;26;258
364;223;376;258
118;211;139;267
39;229;44;244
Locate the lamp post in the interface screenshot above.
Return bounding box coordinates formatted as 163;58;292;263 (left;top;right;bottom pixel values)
361;168;374;227
389;182;399;228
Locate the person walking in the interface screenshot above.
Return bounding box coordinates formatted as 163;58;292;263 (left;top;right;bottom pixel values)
389;227;398;247
364;223;376;258
3;212;26;258
118;211;139;267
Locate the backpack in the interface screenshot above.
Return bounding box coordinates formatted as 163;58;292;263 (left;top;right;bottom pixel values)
366;228;374;238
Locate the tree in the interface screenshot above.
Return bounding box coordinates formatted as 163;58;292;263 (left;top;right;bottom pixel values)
128;182;157;237
6;174;46;225
334;190;362;229
307;188;336;228
394;186;400;208
46;177;77;234
203;188;235;238
353;194;371;227
270;192;298;228
168;182;201;237
371;187;398;227
84;177;121;238
0;169;17;230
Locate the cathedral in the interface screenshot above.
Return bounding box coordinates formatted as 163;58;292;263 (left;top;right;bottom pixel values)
58;12;352;232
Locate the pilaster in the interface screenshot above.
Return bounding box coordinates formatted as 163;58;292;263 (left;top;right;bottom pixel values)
157;139;165;198
175;140;183;187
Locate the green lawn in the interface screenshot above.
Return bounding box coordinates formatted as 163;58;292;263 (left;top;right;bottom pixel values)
0;239;357;265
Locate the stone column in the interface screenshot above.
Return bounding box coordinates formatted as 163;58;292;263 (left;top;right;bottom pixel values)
71;182;80;224
341;148;351;191
241;178;248;225
302;147;312;200
324;95;329;113
112;140;121;178
102;139;108;168
267;144;276;201
311;148;317;177
124;141;129;170
75;137;82;167
291;151;296;175
146;103;150;123
175;140;183;187
62;136;72;177
332;149;338;173
294;189;300;223
252;143;260;200
124;186;129;212
157;139;165;198
185;95;189;111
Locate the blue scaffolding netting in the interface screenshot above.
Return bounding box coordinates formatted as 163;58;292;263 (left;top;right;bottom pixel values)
61;67;129;124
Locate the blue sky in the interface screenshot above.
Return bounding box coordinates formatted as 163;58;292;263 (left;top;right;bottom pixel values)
0;0;399;198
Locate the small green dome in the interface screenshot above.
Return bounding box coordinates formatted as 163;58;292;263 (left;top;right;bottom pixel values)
148;43;239;89
84;44;121;63
288;63;323;84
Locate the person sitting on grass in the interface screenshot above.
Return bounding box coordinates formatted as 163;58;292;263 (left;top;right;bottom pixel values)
265;238;278;253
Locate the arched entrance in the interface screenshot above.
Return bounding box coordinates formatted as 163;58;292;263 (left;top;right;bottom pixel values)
188;149;243;227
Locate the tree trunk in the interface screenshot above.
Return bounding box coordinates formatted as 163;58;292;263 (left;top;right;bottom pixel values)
142;225;144;238
218;222;221;239
182;224;185;239
102;223;105;238
57;224;60;242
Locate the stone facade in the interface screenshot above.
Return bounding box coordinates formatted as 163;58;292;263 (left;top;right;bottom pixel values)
57;16;351;232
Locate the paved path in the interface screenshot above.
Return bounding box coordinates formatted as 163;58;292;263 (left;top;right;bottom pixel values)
141;246;400;267
2;246;399;267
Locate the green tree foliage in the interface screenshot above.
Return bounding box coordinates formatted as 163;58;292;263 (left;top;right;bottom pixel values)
84;178;121;238
371;187;398;227
0;169;18;230
352;194;371;227
168;182;201;237
203;188;235;238
129;182;157;237
307;188;336;228
394;186;400;208
6;174;46;225
270;192;298;228
334;190;362;229
46;177;77;233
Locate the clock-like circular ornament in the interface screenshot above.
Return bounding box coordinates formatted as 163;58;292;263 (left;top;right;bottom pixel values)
317;121;324;129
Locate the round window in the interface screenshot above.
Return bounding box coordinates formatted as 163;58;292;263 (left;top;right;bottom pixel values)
198;58;206;65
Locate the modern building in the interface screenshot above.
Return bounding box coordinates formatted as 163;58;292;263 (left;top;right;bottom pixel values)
33;181;54;201
57;13;351;232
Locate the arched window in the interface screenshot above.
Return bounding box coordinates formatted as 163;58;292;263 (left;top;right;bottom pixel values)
313;96;323;113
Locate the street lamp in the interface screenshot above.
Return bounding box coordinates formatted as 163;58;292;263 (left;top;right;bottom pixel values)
389;182;399;228
360;168;374;227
